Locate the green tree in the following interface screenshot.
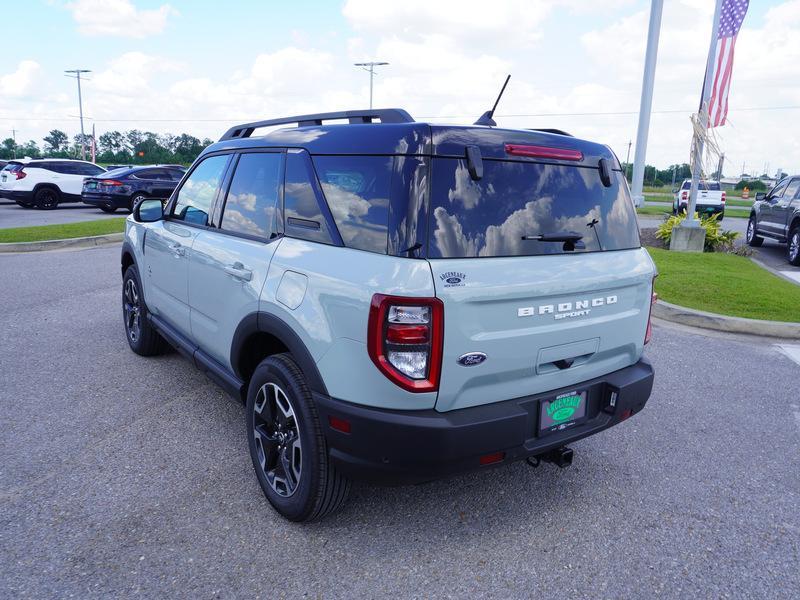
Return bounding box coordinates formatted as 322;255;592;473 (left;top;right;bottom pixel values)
0;138;17;159
43;129;68;154
18;140;41;158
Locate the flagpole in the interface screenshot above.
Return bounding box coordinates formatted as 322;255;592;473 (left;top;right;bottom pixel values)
684;0;724;227
630;0;664;208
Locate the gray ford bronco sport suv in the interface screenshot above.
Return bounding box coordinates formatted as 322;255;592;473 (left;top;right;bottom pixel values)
121;109;656;522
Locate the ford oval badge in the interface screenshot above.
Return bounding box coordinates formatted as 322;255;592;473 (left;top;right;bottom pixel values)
457;352;487;367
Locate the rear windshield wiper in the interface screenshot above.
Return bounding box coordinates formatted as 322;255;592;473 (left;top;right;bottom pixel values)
521;231;583;242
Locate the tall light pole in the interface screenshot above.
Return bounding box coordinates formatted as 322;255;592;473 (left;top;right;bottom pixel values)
630;0;664;207
65;69;91;160
354;62;389;109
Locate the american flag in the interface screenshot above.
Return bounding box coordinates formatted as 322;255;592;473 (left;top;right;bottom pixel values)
708;0;749;128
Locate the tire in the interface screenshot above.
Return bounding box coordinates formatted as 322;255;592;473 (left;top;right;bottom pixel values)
746;216;764;247
34;187;60;210
129;193;147;213
100;206;117;213
246;354;350;522
122;265;168;356
788;225;800;266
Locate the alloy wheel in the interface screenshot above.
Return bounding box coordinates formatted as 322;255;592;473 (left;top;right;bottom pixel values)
252;382;302;497
790;231;800;262
123;278;141;343
747;219;755;242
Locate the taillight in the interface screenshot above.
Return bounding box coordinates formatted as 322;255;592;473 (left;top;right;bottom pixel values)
504;144;583;161
721;191;726;203
681;191;688;200
644;283;657;345
100;179;123;186
367;294;444;393
15;169;26;180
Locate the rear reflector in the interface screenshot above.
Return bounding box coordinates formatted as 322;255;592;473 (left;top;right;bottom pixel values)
328;416;351;434
644;289;657;345
620;409;633;421
505;144;583;161
479;452;505;466
386;324;429;344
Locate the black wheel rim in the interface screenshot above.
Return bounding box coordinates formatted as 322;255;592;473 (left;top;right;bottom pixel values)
252;382;302;497
123;278;141;343
790;232;799;262
39;190;56;208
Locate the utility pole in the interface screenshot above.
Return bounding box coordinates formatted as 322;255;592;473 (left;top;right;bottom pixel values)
716;153;725;180
353;62;389;109
625;140;632;180
741;161;746;177
11;128;17;158
65;69;91;160
630;0;664;207
671;164;677;189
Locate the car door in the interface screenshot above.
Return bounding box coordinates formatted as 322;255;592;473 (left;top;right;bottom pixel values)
187;150;284;368
759;179;789;236
773;178;800;239
143;153;232;338
57;162;87;196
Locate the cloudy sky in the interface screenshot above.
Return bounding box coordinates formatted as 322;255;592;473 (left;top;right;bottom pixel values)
1;0;798;176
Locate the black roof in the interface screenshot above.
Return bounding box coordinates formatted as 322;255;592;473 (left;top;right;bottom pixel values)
203;108;618;167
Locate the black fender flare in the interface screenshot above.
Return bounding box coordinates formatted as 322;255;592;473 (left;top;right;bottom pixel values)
231;312;328;396
121;240;137;276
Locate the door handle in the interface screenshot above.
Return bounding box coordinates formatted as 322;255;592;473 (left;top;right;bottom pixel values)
224;262;252;281
168;242;185;257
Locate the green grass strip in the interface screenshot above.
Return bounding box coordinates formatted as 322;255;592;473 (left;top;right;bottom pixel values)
647;247;800;322
0;218;126;243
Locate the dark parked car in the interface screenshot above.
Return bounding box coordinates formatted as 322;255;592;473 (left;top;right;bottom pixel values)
82;165;186;213
747;175;800;265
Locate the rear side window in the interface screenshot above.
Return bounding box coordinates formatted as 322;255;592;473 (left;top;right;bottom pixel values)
428;159;640;258
221;152;282;239
313;155;391;254
171;154;229;226
283;149;335;245
76;163;104;176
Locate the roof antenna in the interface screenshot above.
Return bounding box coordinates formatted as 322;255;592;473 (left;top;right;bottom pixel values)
474;74;511;127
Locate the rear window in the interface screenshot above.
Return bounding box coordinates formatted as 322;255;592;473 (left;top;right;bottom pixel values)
681;180;719;191
428;159;640;258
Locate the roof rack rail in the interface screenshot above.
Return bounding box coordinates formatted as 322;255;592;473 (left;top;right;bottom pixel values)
528;128;573;137
219;109;415;141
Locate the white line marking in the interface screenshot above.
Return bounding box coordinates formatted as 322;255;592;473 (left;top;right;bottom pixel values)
779;270;800;284
777;344;800;367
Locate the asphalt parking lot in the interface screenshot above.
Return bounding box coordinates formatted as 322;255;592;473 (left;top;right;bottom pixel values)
1;245;798;598
0;198;123;228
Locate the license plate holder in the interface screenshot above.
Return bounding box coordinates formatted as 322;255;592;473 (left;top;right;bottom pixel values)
538;390;588;435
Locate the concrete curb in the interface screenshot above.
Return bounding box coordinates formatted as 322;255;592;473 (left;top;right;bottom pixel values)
0;232;124;253
653;299;800;339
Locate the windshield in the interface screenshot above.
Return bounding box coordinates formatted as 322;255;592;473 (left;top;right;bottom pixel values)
427;158;640;258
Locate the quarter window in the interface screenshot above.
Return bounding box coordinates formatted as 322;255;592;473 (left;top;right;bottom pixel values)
313;155;390;254
221;152;282;239
783;178;800;201
171;154;229;226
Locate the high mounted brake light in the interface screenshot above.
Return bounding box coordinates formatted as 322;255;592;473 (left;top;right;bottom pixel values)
505;144;583;161
368;294;443;393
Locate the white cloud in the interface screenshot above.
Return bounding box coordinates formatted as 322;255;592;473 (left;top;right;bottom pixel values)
0;60;42;98
67;0;177;38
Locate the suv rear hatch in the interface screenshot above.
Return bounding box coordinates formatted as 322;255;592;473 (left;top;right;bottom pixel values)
426;127;655;412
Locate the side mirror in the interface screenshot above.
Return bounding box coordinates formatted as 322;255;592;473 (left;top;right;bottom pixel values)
133;199;164;222
755;192;766;201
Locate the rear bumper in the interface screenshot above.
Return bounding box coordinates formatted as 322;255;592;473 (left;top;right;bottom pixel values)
2;190;34;203
82;193;129;209
677;202;724;214
314;357;654;484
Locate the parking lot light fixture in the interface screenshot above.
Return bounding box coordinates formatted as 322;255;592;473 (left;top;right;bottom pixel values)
354;62;389;109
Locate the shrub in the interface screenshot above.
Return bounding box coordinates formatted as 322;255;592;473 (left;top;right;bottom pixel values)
734;179;766;191
655;212;739;252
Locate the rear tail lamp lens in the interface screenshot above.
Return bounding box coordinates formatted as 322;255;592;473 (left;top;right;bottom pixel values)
100;179;123;186
15;169;26;180
644;284;657;345
721;191;726;203
368;294;443;393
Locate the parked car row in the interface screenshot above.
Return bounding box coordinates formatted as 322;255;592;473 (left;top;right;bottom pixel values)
0;158;186;211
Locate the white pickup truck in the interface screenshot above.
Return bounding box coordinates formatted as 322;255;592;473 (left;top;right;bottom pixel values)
672;179;726;220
